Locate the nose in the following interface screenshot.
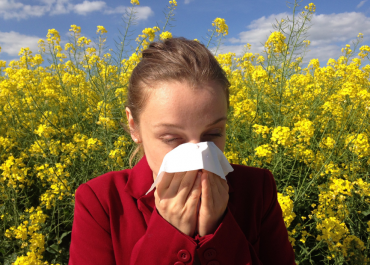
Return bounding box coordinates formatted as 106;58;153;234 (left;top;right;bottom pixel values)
187;139;202;144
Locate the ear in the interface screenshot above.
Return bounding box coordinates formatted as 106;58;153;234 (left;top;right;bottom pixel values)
125;107;141;143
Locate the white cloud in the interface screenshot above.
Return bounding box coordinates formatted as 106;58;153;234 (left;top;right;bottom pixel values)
309;12;370;46
184;0;194;4
104;6;153;21
303;45;342;65
0;0;153;20
222;11;370;64
74;0;106;15
213;44;249;56
0;0;52;20
132;6;153;21
225;12;286;49
0;31;42;56
357;0;367;8
49;0;74;15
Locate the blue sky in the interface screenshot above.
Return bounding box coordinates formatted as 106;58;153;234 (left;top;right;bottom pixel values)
1;0;370;65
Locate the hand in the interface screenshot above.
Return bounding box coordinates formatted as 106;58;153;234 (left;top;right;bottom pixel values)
154;170;202;237
197;170;229;237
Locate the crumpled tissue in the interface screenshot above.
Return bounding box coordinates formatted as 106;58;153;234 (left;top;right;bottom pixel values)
145;141;234;195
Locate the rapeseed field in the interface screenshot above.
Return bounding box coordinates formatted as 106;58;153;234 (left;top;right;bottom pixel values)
1;0;369;264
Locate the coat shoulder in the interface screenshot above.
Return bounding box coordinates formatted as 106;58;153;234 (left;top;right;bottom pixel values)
76;169;132;207
85;168;131;191
227;164;278;214
228;163;269;185
227;164;276;197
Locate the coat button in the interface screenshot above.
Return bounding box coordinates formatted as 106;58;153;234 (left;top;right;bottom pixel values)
174;262;185;265
203;248;217;260
207;261;220;265
177;249;191;262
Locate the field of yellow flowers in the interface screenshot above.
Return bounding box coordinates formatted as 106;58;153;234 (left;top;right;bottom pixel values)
1;0;370;264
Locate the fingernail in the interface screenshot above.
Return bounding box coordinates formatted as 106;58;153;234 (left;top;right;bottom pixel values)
197;171;202;178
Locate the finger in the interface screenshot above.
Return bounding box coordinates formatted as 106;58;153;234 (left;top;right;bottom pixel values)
213;176;229;205
156;172;175;198
154;189;161;206
201;171;213;208
207;171;220;202
218;177;230;194
177;170;199;203
183;170;202;208
166;171;186;198
222;178;230;193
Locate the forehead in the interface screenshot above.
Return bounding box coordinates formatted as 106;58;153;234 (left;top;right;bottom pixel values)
140;80;227;126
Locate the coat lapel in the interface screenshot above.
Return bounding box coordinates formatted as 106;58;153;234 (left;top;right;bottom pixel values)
123;155;155;225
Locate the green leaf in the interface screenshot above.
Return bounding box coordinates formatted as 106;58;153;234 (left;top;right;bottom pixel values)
46;243;59;254
59;231;71;242
362;209;370;216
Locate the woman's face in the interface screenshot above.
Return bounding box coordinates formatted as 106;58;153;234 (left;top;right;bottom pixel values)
126;80;228;180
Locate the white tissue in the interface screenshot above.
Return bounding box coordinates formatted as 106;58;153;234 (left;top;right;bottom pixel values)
145;141;234;195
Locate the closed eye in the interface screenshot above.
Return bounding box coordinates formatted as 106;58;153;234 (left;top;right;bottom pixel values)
161;133;223;144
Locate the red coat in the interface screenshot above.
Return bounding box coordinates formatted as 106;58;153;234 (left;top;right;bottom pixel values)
68;155;296;265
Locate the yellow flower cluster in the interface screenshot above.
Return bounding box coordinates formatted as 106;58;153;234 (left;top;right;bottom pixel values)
212;18;229;36
160;31;173;40
271;126;292;146
169;0;177;6
278;192;296;228
252;124;270;138
265;31;287;54
135;26;161;51
277;187;297;247
4;207;56;264
97;25;108;34
255;144;273;164
304;3;316;13
359;44;370;59
0;24;147;263
219;20;369;261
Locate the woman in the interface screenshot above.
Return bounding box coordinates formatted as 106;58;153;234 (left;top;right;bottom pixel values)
68;37;296;265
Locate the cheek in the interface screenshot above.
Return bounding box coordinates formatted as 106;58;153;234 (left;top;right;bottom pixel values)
141;134;171;177
215;137;226;153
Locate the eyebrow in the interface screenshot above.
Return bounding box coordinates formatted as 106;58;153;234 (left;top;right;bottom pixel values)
153;116;228;129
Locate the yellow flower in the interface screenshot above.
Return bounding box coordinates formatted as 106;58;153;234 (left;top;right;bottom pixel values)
212;17;229;36
131;0;140;5
252;124;270;138
308;58;320;69
255;144;273;163
278;193;296;228
69;24;81;34
271;126;292;146
169;0;177;6
256;55;265;63
265;31;287;53
320;137;336;149
160;31;173;40
77;36;92;47
304;3;316;13
97;25;108;34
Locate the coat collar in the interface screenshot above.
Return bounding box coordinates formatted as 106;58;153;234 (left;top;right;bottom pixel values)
124;155;155;200
123;155;235;201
